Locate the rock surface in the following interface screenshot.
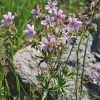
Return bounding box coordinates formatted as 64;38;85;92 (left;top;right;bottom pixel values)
92;13;100;58
61;35;100;80
14;46;47;85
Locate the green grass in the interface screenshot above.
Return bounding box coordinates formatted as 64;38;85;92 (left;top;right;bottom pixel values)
0;0;47;37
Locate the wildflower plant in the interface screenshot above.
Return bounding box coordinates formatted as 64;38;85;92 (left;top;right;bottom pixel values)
1;12;15;27
31;5;41;19
23;24;36;41
22;0;84;99
45;0;57;14
41;15;55;28
0;0;99;99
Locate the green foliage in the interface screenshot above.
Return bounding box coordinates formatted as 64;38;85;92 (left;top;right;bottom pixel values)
59;0;88;14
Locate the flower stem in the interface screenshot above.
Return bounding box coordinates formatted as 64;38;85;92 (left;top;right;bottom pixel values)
75;34;84;100
79;33;90;100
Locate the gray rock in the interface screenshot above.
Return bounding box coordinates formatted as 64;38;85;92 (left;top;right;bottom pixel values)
14;46;47;86
61;34;100;79
92;13;100;58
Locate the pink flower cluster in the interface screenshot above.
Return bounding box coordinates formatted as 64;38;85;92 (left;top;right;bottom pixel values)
61;26;69;45
41;34;56;51
1;12;14;26
0;0;83;51
53;9;66;23
45;0;57;14
41;15;54;28
31;5;41;19
23;24;36;41
22;0;82;50
67;17;82;31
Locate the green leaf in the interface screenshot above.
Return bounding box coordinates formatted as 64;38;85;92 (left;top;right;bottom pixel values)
36;74;45;82
56;75;66;87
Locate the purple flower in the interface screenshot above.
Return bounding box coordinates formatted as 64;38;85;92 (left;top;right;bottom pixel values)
45;0;57;14
93;71;100;84
23;24;36;41
61;27;69;45
61;36;68;45
31;5;41;19
41;34;56;51
62;26;68;35
41;15;54;28
53;9;66;23
67;17;82;31
1;12;14;26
